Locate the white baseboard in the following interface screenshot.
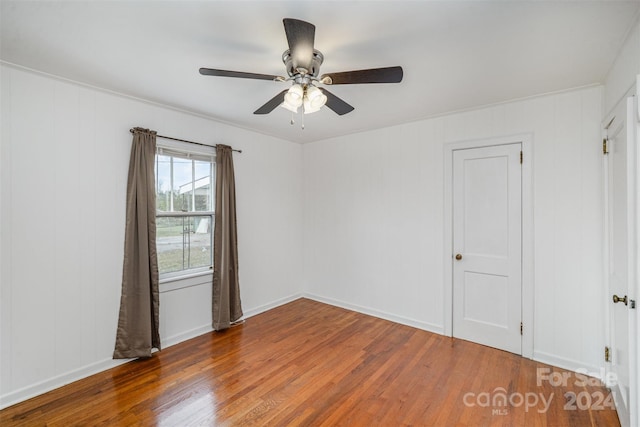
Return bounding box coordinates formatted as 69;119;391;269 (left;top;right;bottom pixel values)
0;292;303;411
609;383;630;427
241;293;303;319
533;350;604;379
0;357;129;410
162;324;214;348
303;292;444;335
161;294;305;348
3;294;611;414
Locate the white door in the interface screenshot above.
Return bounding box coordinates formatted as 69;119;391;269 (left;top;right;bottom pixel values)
452;143;522;354
604;95;637;427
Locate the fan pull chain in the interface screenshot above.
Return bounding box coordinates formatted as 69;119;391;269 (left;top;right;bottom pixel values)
290;112;295;126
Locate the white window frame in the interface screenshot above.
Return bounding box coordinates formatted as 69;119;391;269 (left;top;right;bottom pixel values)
155;139;216;285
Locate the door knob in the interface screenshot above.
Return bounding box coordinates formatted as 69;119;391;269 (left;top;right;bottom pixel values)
455;254;463;260
612;294;628;305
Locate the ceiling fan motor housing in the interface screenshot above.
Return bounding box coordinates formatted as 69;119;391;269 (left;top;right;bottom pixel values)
282;49;324;78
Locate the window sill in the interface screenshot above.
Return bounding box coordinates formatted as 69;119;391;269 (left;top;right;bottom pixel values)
159;270;213;293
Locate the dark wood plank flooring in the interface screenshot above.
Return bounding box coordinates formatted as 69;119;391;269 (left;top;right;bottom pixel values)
0;298;619;426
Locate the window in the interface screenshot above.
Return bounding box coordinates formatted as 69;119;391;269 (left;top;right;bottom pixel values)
155;141;215;280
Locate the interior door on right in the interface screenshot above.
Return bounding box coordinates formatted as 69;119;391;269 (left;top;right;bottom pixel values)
605;97;633;427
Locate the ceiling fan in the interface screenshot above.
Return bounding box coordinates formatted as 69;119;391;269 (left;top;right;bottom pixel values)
199;18;403;118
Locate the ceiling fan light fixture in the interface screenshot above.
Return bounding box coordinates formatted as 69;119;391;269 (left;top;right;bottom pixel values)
304;86;327;114
284;84;304;108
303;98;321;114
306;86;327;108
280;101;299;113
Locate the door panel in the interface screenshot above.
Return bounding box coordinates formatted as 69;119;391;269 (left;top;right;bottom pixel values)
453;143;522;354
605;96;633;426
463;155;510;257
463;271;509;327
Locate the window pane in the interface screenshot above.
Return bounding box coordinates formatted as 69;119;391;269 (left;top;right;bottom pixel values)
193;159;213;211
156;155;172;212
156;215;213;276
189;217;212;269
173;156;193;212
157;217;186;275
155;151;215;214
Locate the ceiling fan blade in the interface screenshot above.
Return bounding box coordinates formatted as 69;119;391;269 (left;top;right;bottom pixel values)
199;68;283;81
254;89;288;115
283;18;315;71
321;66;403;85
320;88;354;116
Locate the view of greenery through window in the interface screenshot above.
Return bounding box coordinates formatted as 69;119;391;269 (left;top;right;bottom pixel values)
155;151;215;277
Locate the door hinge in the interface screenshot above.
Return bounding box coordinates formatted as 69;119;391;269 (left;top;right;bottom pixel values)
519;151;523;164
603;139;609;155
605;346;610;362
520;322;523;335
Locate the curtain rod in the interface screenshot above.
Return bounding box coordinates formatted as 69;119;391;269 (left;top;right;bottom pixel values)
129;129;242;153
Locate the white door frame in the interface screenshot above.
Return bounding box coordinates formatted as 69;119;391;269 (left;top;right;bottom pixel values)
633;77;640;427
633;78;640;427
443;133;534;358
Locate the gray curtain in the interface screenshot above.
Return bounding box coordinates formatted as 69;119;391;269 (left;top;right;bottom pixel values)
113;128;161;358
213;144;243;330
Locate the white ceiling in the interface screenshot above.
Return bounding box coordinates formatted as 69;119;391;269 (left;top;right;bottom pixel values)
2;1;639;143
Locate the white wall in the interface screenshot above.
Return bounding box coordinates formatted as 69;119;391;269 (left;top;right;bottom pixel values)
0;64;303;408
303;86;605;373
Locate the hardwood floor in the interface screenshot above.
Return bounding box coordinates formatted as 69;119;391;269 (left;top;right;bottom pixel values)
1;298;619;426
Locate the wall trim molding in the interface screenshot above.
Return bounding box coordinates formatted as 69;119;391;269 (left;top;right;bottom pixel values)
533;350;604;381
162;324;213;349
303;293;444;335
0;61;294;144
164;293;305;349
0;358;130;410
0;293;303;410
242;293;303;319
